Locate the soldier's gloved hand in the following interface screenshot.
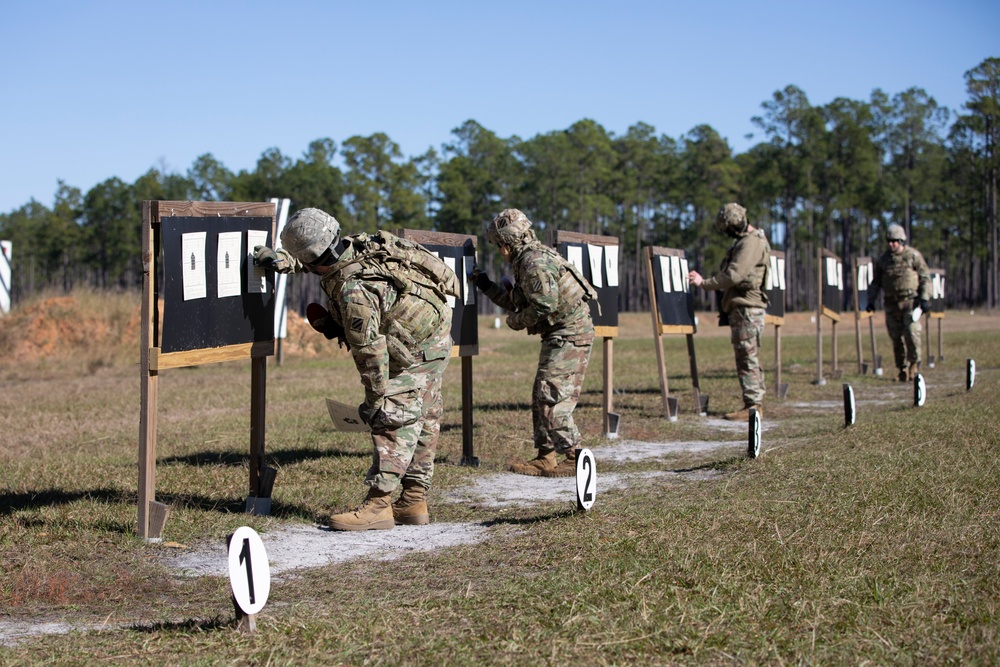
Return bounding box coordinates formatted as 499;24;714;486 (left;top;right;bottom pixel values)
919;299;930;313
506;313;526;331
866;302;875;313
473;269;492;291
306;303;343;341
358;403;390;431
253;245;291;272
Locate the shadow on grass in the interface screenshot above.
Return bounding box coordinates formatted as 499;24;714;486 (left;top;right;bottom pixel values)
155;492;317;522
0;486;316;524
481;509;577;526
475;401;533;412
128;616;233;634
674;458;744;474
159;446;368;468
0;487;129;517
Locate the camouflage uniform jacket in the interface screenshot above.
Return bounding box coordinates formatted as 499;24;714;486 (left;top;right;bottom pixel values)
483;238;594;341
869;246;931;307
320;239;453;408
701;229;771;313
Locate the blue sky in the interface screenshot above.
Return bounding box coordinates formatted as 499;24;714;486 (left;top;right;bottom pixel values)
1;1;996;214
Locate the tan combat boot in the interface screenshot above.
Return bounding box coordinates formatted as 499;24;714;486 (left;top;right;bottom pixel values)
541;448;577;477
392;479;430;526
725;405;762;421
510;449;557;476
328;488;394;531
908;362;919;381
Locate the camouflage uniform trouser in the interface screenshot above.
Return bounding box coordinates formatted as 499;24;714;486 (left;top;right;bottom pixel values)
533;334;593;454
885;300;921;370
366;353;449;494
729;306;766;408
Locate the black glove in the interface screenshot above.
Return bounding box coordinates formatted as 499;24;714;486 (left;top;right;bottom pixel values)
474;270;493;291
306;303;344;341
866;302;875;313
918;299;930;312
253;245;278;268
358;403;390;431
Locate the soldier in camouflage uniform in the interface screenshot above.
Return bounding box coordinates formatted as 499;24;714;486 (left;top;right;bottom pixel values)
866;223;931;382
253;208;455;531
689;203;771;421
475;209;597;477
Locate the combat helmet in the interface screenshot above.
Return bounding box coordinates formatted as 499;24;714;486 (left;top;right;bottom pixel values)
715;203;749;238
487;208;532;247
281;208;341;264
886;223;906;243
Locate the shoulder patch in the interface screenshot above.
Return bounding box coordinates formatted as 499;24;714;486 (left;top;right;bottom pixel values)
351;317;365;333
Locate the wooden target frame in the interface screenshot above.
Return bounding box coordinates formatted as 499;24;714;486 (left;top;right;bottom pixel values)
397;229;480;465
765;250;788;400
644;246;705;419
554;231;621;437
853;256;882;375
139;200;276;539
926;267;946;367
815;248;844;385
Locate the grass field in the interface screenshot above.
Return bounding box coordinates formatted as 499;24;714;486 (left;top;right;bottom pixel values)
1;291;998;665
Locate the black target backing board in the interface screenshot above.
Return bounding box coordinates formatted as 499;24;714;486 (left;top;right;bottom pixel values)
854;256;875;314
819;249;843;319
398;229;479;356
929;268;946;316
765;250;786;324
648;246;695;330
553;230;620;336
161;215;275;353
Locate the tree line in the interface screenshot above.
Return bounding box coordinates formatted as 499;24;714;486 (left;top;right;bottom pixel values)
2;57;998;315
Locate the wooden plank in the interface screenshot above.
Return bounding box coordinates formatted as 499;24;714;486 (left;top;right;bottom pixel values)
152;200;275;220
764;315;785;326
551;230;619;246
593;325;618;338
660;324;695;335
647;245;687;258
821;305;842;323
452;343;479;358
150;340;274;370
398;229;477;248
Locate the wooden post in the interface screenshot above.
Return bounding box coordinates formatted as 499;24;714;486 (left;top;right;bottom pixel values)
937;316;943;362
602;337;613;434
816;248;824;385
855;314;864;374
138;201;159;539
774;324;783;399
645;248;671;419
686;333;704;414
832;320;839;375
461;356;478;466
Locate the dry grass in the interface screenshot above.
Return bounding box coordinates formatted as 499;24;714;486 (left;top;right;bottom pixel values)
1;291;998;664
